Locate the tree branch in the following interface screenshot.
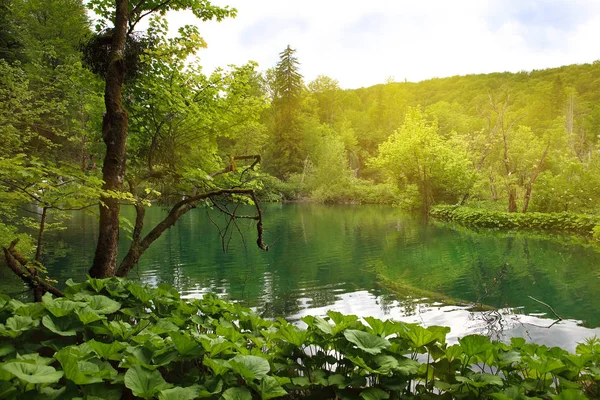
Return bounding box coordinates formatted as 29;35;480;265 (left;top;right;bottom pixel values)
3;239;64;299
528;295;563;320
116;188;267;277
210;155;261;178
128;0;173;35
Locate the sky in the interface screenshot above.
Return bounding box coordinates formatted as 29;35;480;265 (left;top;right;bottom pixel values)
165;0;600;89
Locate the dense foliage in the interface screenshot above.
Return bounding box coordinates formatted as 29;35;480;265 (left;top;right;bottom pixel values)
0;278;598;399
2;0;600;276
260;60;600;213
430;205;600;238
0;0;268;282
1;3;599;399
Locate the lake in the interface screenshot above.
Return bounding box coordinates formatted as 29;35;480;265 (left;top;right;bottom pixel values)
2;203;600;351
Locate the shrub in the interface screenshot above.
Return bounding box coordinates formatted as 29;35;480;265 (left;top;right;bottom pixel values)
256;174;307;202
430;205;600;236
310;180;400;205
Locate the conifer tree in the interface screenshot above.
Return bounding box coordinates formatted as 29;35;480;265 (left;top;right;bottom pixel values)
268;45;305;178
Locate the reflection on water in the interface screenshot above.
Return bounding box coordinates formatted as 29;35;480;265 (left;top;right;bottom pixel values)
1;203;599;350
287;291;599;353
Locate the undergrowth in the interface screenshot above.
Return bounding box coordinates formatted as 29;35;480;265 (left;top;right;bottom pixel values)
430;205;600;238
0;277;598;399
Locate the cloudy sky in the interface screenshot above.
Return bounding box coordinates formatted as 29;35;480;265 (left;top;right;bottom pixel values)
166;0;600;89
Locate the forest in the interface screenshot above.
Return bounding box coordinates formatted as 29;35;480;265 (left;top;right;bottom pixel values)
1;0;600;399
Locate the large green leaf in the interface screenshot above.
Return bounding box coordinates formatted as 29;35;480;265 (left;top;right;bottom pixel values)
75;307;105;324
528;357;565;374
364;317;387;335
127;283;154;304
459;334;492;357
0;381;16;398
404;325;439;349
170;331;203;356
222;387;252;400
104;320;136;340
151;319;180;334
274;323;308;347
198;335;233;357
373;354;418;375
42;293;81;317
313;316;335;336
86;339;127;361
346;355;376;373
344;329;390;355
15;353;54;365
124;365;171;399
490;385;526;400
0;343;15;357
42;315;79;336
14;302;46;318
327;374;347;388
229;355;270;380
257;375;288;399
79;294;121;314
553;389;589;399
456;373;503;388
3;315;39;337
55;347;103;384
1;362;63;384
87;277;110;293
158;386;201;400
36;385;70;400
0;294;10;310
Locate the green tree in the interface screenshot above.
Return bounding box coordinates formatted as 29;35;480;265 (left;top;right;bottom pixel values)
0;156;102;300
0;1;106;300
266;45;305;178
308;75;342;126
11;0;90;65
85;0;237;278
116;16;267;276
0;0;25;63
371;108;475;213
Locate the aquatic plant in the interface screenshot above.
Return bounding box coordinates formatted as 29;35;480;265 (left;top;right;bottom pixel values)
430;205;599;237
0;278;598;399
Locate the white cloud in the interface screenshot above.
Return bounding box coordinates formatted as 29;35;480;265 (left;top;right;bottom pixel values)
165;0;600;89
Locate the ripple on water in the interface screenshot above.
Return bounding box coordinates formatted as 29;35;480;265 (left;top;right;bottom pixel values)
10;203;599;351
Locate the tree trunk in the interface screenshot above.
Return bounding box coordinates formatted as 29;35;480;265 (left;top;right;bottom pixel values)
32;206;48;301
3;239;64;299
34;207;47;263
522;142;551;213
117;194;206;277
89;0;130;278
522;185;533;214
81;135;87;172
116;188;266;277
507;186;518;213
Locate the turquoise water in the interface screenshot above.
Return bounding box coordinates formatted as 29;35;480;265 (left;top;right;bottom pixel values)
2;203;599;351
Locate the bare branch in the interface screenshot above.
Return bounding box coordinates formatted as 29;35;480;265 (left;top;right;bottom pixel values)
210;198;260;220
528;295;563;320
128;0;173;34
116;188;267;277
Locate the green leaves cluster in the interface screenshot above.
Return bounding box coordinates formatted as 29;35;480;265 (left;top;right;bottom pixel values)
370;107;475;213
430;205;600;236
0;278;599;399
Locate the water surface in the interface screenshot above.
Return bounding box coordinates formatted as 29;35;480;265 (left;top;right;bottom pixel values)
2;203;599;351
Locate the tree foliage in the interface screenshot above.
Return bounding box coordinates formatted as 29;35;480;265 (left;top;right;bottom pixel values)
371;108;475;213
